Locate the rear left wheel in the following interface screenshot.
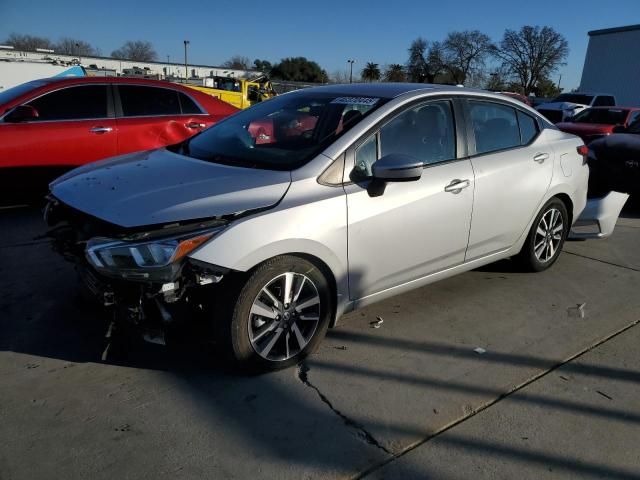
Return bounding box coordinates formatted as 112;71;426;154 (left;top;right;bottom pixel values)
516;198;569;272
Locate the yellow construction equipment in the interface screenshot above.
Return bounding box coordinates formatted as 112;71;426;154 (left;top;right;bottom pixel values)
184;75;276;109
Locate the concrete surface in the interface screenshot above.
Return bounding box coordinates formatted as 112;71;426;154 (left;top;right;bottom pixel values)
1;204;639;479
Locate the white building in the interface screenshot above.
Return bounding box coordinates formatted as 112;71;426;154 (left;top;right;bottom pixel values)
0;47;257;82
579;24;640;106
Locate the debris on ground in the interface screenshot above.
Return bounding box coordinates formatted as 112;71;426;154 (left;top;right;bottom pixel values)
473;347;486;354
567;303;586;319
370;317;384;329
333;345;348;351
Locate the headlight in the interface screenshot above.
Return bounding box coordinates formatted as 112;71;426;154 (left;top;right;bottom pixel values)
86;228;222;281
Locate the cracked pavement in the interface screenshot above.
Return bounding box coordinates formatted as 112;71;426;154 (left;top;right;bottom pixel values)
1;204;639;479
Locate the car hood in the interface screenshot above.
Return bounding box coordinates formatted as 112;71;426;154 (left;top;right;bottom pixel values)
538;102;588;111
50;149;292;228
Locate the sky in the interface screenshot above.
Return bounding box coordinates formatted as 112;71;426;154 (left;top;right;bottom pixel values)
1;0;639;90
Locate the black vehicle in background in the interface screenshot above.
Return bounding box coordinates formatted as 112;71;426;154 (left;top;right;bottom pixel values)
588;118;640;197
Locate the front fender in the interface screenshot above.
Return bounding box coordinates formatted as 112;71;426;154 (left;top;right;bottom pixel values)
189;177;350;323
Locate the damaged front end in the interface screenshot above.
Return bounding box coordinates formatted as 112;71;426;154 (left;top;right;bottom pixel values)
45;197;232;344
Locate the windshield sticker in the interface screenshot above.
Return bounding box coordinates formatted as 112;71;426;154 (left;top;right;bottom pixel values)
331;97;379;106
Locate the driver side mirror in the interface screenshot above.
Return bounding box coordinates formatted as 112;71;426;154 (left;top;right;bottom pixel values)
5;104;39;123
372;154;423;182
612;125;627;134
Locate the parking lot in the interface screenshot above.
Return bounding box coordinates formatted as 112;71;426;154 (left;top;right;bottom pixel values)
1;203;639;479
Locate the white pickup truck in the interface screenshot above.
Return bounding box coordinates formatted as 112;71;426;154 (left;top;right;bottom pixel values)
537;93;616;123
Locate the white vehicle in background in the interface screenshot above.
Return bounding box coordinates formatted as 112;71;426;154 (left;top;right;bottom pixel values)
537;92;616;123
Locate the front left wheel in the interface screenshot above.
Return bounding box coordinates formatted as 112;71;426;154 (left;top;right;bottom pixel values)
227;255;332;371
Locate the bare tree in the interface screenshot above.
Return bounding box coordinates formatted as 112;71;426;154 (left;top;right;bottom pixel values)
223;55;251;70
4;33;54;51
438;30;493;85
54;38;97;56
493;26;569;95
111;41;157;62
331;69;350;84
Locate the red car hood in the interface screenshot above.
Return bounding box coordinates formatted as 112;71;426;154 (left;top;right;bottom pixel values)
557;122;615;136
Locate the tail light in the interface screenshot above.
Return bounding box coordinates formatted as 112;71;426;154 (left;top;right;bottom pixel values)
577;145;589;164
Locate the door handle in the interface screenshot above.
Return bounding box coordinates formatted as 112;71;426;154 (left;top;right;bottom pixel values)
533;152;549;163
444;179;470;193
90;126;113;134
186;122;206;129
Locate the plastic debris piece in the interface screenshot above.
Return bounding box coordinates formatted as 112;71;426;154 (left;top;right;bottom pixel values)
567;303;586;319
473;347;486;354
370;316;384;328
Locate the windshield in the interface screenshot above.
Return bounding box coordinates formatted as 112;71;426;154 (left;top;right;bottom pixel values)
572;108;629;125
0;80;48;107
183;91;386;170
552;93;594;105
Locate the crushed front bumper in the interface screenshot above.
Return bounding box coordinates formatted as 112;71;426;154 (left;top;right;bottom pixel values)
569;191;629;239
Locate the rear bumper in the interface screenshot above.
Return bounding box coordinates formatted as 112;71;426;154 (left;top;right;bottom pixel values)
569;191;629;239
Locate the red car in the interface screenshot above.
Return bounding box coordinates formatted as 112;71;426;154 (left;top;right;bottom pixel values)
0;77;238;202
556;106;640;144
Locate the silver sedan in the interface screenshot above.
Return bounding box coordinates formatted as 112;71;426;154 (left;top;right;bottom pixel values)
48;83;592;370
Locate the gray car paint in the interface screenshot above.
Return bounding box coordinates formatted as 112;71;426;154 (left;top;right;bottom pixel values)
50;148;291;227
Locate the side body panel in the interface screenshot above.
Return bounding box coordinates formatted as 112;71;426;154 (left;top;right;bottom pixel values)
466;129;555;260
344;160;474;299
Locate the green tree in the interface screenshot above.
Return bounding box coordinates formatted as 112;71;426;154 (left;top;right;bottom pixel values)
407;37;429;82
253;59;272;73
534;77;562;98
361;62;381;82
493;26;569;95
111;41;157;61
270;57;327;82
384;64;406;82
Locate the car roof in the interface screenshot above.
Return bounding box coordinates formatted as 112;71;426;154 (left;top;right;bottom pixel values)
291;82;485;99
288;82;538;104
35;76;194;89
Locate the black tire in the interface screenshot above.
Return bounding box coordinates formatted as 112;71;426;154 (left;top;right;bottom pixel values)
515;198;569;272
227;255;332;372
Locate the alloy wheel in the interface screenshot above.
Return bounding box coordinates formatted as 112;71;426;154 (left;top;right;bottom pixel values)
248;272;321;362
534;207;564;263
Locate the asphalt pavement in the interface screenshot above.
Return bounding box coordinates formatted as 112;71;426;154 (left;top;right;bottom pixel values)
1;203;639;479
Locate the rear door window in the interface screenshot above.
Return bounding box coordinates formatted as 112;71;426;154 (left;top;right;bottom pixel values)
178;92;203;114
119;85;181;117
517;110;539;145
25;85;108;121
469;101;520;154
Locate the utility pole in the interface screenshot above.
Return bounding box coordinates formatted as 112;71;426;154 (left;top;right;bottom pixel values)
348;59;355;84
167;54;170;78
183;40;190;83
